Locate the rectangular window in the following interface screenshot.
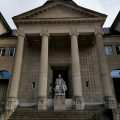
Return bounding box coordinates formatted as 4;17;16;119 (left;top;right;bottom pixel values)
0;48;3;56
105;46;113;55
32;82;35;89
1;48;6;56
86;81;89;87
9;48;16;56
0;47;16;56
116;46;120;55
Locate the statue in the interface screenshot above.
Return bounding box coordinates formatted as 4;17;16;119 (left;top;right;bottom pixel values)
54;74;67;96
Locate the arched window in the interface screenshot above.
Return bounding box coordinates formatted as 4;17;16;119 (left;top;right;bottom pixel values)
0;70;12;80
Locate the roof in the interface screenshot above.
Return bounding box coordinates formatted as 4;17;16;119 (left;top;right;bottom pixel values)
13;0;107;23
0;12;11;32
110;11;120;33
0;12;16;37
0;29;17;38
103;27;120;36
104;11;120;36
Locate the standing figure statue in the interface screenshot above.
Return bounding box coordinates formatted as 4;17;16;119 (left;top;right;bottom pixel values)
54;74;67;96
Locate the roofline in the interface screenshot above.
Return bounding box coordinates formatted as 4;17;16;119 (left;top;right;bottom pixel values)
0;12;11;31
71;0;107;17
111;11;120;31
13;0;107;20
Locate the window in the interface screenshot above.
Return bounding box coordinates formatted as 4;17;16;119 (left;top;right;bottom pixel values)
86;81;89;87
105;46;113;55
9;48;16;56
32;82;35;89
0;48;16;56
116;46;120;55
0;48;6;56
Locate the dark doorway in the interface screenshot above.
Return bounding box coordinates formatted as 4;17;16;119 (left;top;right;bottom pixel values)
113;78;120;103
52;66;70;98
112;70;120;103
103;109;113;120
0;79;9;107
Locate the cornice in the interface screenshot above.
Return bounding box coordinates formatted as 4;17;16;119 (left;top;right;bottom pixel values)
15;17;105;26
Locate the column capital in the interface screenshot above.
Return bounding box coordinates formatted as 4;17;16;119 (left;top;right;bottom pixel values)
94;26;104;36
40;28;49;37
40;32;49;37
17;28;25;38
69;31;79;37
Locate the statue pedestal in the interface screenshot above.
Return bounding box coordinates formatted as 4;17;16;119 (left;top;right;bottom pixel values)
54;96;65;111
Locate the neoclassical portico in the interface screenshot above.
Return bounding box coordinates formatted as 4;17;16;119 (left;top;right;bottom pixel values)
6;29;85;111
6;0;117;115
37;31;85;110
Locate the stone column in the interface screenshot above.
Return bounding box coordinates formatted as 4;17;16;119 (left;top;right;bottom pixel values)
38;33;49;110
6;29;25;115
70;32;84;110
95;27;116;109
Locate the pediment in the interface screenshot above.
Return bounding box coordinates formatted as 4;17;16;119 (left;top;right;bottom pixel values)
26;5;96;19
14;1;106;20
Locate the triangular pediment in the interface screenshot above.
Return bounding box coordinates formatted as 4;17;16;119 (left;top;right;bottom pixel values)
13;1;106;21
26;5;96;19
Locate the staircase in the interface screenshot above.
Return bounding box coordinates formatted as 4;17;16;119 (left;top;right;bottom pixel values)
8;107;101;120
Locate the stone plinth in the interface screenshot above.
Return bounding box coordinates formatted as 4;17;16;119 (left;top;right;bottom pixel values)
54;96;65;111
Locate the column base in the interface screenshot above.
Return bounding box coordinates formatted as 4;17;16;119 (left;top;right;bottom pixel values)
38;97;48;111
5;97;18;119
6;97;18;111
72;96;85;110
104;96;117;109
112;109;118;120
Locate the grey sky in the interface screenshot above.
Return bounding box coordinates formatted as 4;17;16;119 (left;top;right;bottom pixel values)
0;0;120;29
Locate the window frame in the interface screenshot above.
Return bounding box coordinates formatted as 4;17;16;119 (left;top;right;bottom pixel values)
115;45;120;55
104;45;113;56
0;47;16;57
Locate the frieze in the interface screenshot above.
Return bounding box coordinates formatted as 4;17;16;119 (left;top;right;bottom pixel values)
14;18;105;26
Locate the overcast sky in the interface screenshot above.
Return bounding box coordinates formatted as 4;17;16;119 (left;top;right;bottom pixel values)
0;0;120;29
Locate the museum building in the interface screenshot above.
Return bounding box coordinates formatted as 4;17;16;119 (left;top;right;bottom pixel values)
0;0;120;120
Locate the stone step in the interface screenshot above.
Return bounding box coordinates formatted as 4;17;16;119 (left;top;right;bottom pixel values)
14;111;98;114
10;115;94;118
9;118;92;120
8;107;101;120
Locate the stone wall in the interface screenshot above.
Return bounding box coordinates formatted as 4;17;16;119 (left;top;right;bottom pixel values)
18;41;40;104
80;45;103;104
18;40;104;105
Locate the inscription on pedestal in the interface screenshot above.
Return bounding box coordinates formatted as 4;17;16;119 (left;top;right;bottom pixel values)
54;96;65;111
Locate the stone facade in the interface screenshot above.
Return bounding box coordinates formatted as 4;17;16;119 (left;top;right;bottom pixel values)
0;0;120;120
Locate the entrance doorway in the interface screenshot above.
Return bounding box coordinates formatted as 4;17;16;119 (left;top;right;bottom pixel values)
51;66;71;98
